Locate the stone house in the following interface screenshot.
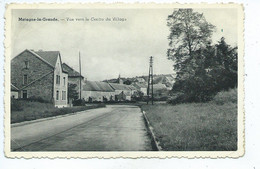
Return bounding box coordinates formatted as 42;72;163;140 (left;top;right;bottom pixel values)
11;49;68;107
62;63;84;99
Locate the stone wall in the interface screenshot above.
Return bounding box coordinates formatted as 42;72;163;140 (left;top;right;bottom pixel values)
11;50;54;102
23;72;54;102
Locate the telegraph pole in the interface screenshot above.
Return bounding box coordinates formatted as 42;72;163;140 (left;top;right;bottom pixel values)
147;56;154;105
79;51;82;100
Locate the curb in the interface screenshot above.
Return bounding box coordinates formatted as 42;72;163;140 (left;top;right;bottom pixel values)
142;111;162;151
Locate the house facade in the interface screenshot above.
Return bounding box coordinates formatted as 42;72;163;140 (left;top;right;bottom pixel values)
11;49;68;107
62;63;84;100
11;84;19;99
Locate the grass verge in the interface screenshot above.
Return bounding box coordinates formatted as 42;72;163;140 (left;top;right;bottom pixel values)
140;89;237;151
11;100;105;124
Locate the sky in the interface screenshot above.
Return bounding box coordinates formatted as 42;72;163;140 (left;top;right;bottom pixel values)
11;8;238;81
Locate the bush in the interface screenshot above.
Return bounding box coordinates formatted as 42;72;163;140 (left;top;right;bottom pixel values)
212;88;237;105
153;96;169;101
11;98;23;111
72;99;85;106
167;92;188;105
27;96;49;103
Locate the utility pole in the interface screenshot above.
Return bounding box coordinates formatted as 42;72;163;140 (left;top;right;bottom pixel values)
147;56;154;105
79;51;82;100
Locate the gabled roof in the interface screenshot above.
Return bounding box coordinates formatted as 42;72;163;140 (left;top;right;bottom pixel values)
83;81;114;92
33;50;60;67
153;83;167;89
62;63;83;78
109;83;132;91
133;83;147;89
11;84;19;91
128;85;137;90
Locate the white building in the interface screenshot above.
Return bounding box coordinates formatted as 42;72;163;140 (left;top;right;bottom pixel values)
82;81;115;102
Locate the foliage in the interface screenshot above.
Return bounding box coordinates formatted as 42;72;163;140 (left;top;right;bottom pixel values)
27;96;49;103
11;100;106;123
72;99;86;106
123;79;132;85
68;83;79;101
167;9;215;76
212;88;237;105
131;90;144;101
11;98;23;111
167;9;237;103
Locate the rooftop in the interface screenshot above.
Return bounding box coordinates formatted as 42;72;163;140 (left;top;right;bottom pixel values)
83;81;114;92
62;63;83;78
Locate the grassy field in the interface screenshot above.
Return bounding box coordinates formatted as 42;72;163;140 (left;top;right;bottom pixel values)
140;89;237;151
11;100;105;124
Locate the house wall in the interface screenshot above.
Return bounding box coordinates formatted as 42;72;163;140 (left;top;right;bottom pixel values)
82;91;102;102
114;90;131;101
11;50;54;102
23;72;54;101
11;91;18;99
82;91;115;102
53;55;68;107
101;92;115;101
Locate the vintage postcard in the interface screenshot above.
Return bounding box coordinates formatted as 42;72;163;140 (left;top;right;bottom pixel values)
4;3;244;158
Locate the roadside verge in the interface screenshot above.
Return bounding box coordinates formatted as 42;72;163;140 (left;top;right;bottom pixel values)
142;111;162;151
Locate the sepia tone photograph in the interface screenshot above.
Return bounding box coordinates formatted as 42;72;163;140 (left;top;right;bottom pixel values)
5;3;244;158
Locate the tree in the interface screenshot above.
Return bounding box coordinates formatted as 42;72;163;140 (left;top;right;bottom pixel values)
169;37;238;103
167;9;215;79
123;79;132;85
68;83;79;102
210;37;238;91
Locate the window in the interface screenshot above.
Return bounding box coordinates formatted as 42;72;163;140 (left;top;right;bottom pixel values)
56;75;60;85
24;61;29;69
56;90;59;100
63;77;66;86
62;91;66;100
22;90;27;99
23;75;28;85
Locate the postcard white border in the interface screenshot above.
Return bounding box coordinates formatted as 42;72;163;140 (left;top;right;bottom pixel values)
4;3;244;158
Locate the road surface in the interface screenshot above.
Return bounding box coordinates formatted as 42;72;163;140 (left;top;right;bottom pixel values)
11;105;153;151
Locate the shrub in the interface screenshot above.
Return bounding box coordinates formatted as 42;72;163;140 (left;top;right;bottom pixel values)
212;88;237;105
11;98;23;111
72;99;86;106
27;96;49;103
154;96;169;101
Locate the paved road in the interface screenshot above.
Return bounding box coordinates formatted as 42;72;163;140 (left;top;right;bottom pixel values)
11;105;153;151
